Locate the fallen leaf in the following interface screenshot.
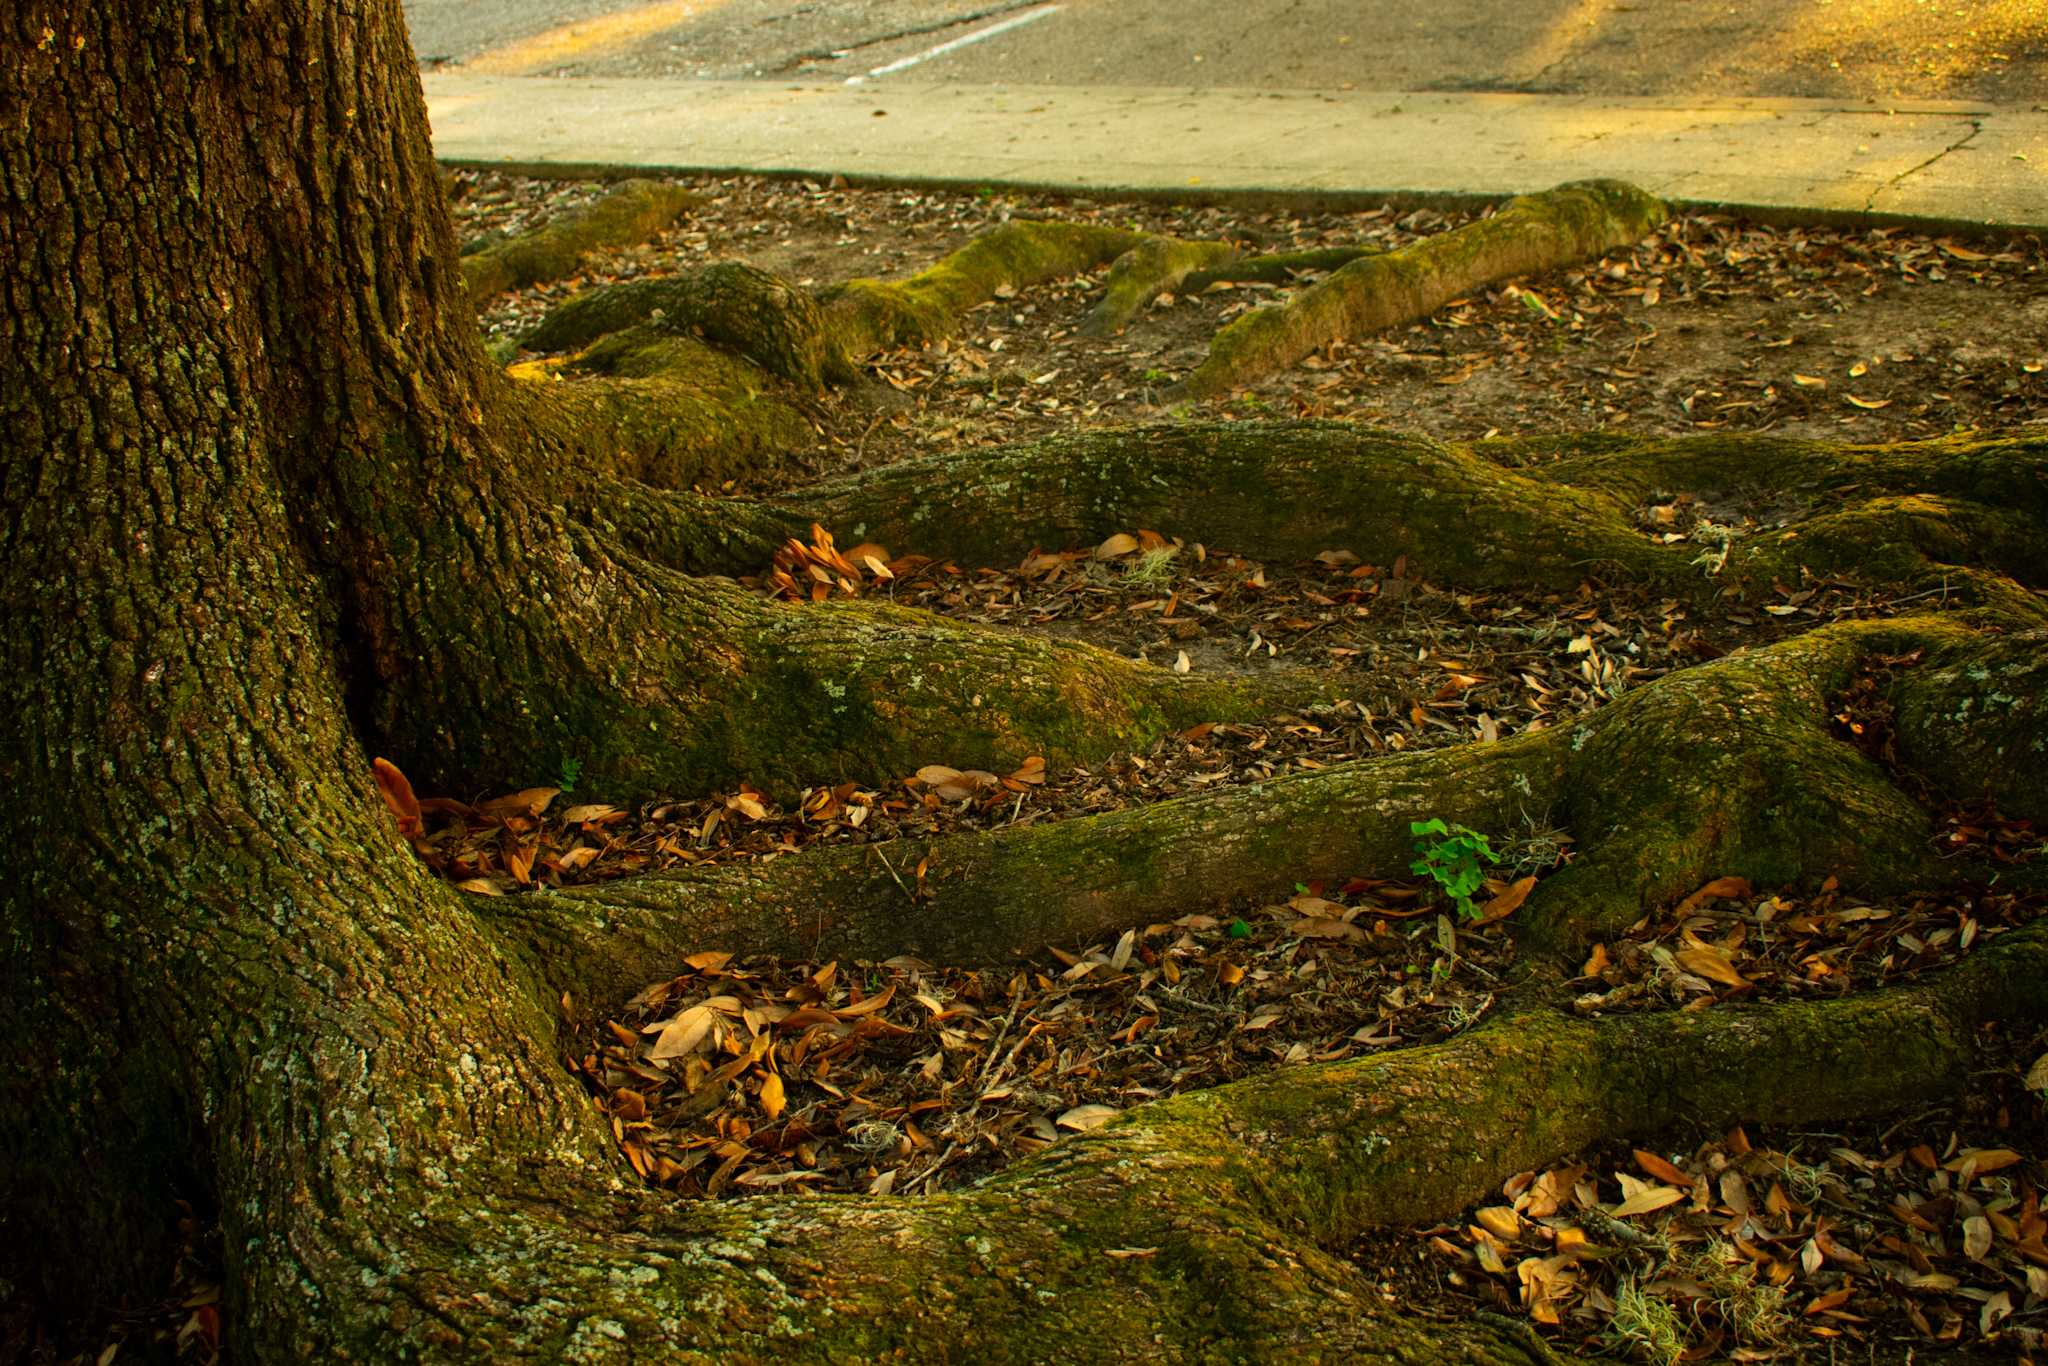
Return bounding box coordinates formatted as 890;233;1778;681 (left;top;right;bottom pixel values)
649;1003;722;1060
758;1071;786;1122
1845;394;1890;410
478;786;560;821
371;758;422;837
1676;943;1751;989
1056;1103;1120;1132
1094;532;1139;560
1675;876;1751;916
1946;1147;2023;1176
1633;1149;1692;1187
1293;917;1367;942
1476;875;1537;924
1610;1184;1685;1217
1475;1206;1522;1240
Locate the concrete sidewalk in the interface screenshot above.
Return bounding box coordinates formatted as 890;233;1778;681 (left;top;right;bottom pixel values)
422;74;2048;229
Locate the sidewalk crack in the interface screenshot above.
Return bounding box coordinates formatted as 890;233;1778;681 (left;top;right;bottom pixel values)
1865;119;1981;212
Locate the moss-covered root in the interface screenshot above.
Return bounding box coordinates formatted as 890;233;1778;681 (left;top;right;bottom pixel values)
447;901;2047;1365
499;614;1995;1009
783;420;1682;594
1207;911;2048;1239
1178;180;1665;398
378;546;1322;810
819;219;1143;359
522;263;853;388
461;179;696;298
1183;244;1382;291
497;369;815;493
762;421;2047;615
1082;235;1239;336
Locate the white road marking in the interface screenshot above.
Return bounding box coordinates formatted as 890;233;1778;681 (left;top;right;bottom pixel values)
847;4;1062;83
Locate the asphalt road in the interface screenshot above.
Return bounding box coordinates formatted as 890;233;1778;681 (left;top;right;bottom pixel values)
404;0;2048;102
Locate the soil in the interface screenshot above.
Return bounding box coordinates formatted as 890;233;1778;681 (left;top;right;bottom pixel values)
459;168;2048;491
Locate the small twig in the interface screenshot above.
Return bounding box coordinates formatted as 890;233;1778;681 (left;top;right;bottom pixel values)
873;847;916;904
983;1021;1045;1091
976;982;1024;1083
1881;577;1954;608
855;411;890;464
907;1141;962;1193
1157;987;1232;1017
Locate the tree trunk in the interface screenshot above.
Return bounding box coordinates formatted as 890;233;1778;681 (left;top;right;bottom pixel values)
4;3;2044;1362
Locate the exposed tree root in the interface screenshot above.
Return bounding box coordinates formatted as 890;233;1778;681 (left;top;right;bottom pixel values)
461;178;696;298
494;613;1982;1009
763;422;2048;615
1177;181;1666;398
1183;244;1381;291
819;220;1142;359
522;262;854;388
1083;234;1240;336
15;17;2048;1358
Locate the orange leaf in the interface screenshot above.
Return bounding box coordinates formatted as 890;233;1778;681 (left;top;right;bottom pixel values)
1676;943;1751;989
1634;1149;1693;1187
1675;876;1751;917
477;786;560;821
371;758;422;838
1475;875;1537;924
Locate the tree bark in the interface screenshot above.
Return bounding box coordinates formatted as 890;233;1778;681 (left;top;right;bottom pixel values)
3;3;2043;1362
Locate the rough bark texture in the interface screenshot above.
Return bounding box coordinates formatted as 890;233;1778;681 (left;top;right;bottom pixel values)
3;4;2044;1363
1180;180;1667;397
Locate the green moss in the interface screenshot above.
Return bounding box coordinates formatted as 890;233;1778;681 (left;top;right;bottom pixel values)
1184;180;1665;397
821;220;1142;358
1083;235;1239;336
463;180;695;298
1183;244;1382;291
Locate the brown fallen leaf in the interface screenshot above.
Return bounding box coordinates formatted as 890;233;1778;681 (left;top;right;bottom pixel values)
1475;875;1537;924
371;757;422;838
1056;1103;1119;1132
1674;876;1752;916
1634;1149;1692;1187
1610;1184;1685;1217
1676;941;1751;990
478;786;560;821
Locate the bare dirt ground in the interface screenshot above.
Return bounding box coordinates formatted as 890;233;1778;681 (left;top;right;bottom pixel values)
464;169;2048;479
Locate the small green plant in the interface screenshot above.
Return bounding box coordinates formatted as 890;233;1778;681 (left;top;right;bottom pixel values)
1601;1277;1685;1365
1122;546;1179;588
555;755;583;793
1409;818;1500;920
1142;367;1170;383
